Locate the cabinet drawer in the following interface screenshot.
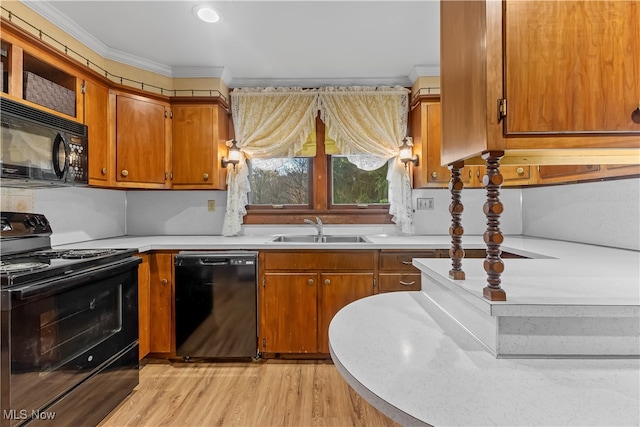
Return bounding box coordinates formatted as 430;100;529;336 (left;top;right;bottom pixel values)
378;273;421;292
379;251;438;271
263;251;375;271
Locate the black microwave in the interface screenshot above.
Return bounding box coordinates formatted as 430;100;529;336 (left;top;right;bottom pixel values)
0;97;88;187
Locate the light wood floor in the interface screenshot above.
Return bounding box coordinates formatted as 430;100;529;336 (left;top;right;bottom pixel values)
99;358;400;427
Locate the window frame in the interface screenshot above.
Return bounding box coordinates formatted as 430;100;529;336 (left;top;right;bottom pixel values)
243;114;393;225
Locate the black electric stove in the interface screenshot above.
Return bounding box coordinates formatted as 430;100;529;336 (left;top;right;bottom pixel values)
0;212;137;288
1;212;140;427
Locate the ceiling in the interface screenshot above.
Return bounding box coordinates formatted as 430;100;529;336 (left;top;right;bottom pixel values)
23;1;441;88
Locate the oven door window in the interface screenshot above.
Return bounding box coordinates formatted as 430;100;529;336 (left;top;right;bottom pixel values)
7;268;137;416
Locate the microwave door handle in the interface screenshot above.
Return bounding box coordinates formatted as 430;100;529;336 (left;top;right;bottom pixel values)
52;133;69;180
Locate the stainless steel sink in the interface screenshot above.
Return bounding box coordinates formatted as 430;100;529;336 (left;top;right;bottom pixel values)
270;235;371;243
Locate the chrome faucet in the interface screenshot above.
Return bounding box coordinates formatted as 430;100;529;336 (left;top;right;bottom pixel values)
304;217;324;240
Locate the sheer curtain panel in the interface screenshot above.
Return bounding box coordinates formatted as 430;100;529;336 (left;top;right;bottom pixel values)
319;86;413;233
222;88;319;235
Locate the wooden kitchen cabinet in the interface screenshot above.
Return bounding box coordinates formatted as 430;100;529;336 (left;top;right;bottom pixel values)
259;251;375;355
378;250;439;292
171;99;229;189
148;252;174;354
411;98;473;188
317;273;374;353
0;23;83;121
260;272;318;353
440;0;640;167
83;77;110;185
410;98;533;188
110;89;172;188
137;254;151;359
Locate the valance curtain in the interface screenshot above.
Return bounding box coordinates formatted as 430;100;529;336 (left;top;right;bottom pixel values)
222;87;319;236
318;86;413;233
222;86;414;236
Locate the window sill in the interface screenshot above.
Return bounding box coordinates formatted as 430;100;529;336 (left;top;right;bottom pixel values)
243;208;393;225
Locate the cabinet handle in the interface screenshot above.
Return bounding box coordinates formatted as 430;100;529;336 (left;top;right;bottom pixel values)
203;173;209;180
399;281;416;286
121;169;129;177
516;167;525;175
101;167;107;175
307;278;314;285
400;260;412;265
161;279;168;285
324;279;331;285
431;171;438;178
632;103;640;124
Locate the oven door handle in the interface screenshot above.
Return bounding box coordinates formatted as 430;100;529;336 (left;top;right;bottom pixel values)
14;257;141;301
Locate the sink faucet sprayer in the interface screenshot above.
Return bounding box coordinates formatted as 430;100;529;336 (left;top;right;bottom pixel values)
304;217;324;239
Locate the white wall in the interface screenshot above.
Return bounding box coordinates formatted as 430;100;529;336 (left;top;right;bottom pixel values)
2;179;638;250
522;178;640;251
1;186;126;246
126;190;227;235
412;187;522;235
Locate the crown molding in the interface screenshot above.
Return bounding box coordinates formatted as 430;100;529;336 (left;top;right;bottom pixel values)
22;0;173;77
172;66;232;85
21;1;423;87
409;65;440;83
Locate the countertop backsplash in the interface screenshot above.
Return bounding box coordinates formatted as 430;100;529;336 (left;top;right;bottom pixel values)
2;178;637;250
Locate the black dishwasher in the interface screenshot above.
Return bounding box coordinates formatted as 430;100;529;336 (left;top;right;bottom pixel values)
174;251;258;359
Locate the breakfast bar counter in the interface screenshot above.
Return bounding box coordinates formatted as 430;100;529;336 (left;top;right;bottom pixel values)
328;291;640;427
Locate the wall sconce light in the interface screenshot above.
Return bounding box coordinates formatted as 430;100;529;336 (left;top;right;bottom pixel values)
399;137;419;167
221;139;241;169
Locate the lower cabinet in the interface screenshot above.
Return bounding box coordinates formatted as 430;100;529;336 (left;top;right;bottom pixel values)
137;254;151;360
377;250;439;292
148;252;175;354
260;251;375;355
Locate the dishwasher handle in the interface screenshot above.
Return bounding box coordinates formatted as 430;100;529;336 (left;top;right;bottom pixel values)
175;251;258;268
199;259;230;266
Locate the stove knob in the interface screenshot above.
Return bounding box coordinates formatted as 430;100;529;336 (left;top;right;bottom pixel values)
25;217;38;228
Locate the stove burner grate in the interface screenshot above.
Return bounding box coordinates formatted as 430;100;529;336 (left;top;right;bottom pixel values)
31;249;71;258
61;249;117;259
0;260;49;274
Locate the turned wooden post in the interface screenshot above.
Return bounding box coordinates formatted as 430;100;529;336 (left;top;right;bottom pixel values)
448;161;465;279
481;151;507;301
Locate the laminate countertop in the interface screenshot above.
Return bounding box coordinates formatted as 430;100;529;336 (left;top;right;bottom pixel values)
329;291;640;427
53;233;603;256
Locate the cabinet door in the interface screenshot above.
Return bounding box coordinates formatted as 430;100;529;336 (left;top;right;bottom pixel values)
137;254;151;360
149;253;173;353
172;104;214;186
115;92;169;186
261;273;317;353
504;0;640;134
317;273;374;354
412;101;472;187
83;78;109;184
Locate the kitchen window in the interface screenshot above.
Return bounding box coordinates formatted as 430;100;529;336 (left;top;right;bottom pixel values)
244;117;392;224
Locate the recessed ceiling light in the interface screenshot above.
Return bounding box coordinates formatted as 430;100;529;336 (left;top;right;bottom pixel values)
193;5;221;23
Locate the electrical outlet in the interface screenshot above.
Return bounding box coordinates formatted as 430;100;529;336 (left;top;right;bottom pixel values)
417;198;434;210
207;200;216;212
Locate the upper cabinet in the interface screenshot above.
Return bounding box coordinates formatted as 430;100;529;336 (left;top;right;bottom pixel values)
171;99;229;190
1;21;84;122
110;89;172;189
440;0;640;167
411;97;531;188
84;77;110;185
